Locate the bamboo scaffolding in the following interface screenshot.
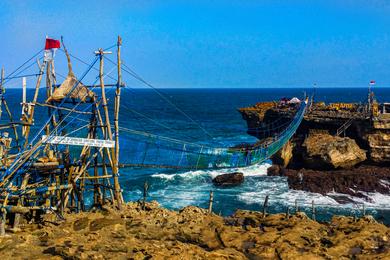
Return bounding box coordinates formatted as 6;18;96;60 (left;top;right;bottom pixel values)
0;37;129;235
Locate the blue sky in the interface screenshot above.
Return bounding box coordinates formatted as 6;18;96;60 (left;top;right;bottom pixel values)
1;0;390;88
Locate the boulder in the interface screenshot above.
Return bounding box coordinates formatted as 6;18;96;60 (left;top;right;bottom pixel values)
303;133;366;169
212;172;244;187
267;165;283;176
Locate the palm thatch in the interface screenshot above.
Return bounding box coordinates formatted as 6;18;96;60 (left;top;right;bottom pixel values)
47;39;95;103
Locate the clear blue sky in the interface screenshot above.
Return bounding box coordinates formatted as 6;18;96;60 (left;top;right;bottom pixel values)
1;0;390;88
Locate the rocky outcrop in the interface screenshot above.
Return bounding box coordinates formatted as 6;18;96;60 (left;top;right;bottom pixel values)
239;102;390;166
268;165;390;200
366;132;390;163
1;202;389;259
272;140;293;167
212;172;244;187
303;133;366;169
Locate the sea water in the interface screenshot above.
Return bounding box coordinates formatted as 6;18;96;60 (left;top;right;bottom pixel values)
3;87;390;224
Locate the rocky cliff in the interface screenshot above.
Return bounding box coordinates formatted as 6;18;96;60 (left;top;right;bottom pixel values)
239;102;390;167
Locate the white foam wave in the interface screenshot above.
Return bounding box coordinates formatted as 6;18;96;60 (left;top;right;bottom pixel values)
237;185;339;206
150;173;176;180
327;191;390;209
151;162;272;180
238;189;390;210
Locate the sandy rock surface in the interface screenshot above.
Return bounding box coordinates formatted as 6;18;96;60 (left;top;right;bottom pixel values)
0;202;389;259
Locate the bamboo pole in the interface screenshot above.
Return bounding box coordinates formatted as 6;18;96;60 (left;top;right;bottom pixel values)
60;147;103;209
96;105;114;167
0;139;43;188
96;48;122;208
0;192;9;236
208;191;214;213
115;36;123;204
311;200;316;221
23;60;46;147
0;68;20;149
142;181;148;210
49;61;58;133
3;98;19;149
45;62;52;136
94;103;114;201
262;195;269;218
13;174;30;231
0;68;4;119
91;103;102;205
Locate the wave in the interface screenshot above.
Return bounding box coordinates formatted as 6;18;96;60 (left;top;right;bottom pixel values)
148;162;390;212
151;161;272;180
236;181;339;206
327;191;390;209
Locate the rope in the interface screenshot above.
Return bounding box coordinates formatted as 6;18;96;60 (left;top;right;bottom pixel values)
58;48;118;83
2;49;42;83
106;57;214;139
56;51;183;133
120;99;199;142
118;127;206;148
3;56;44;86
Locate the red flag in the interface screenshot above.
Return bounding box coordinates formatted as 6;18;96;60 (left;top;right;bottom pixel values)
44;37;60;61
45;38;60;50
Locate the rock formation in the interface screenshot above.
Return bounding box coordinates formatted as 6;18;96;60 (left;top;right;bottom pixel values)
239;100;390;198
272;140;293;167
239;101;390;166
366;132;390;163
268;165;390;200
212;172;244;187
302;133;366;169
1;202;389;259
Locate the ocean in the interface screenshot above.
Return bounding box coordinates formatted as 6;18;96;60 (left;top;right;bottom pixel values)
2;87;390;223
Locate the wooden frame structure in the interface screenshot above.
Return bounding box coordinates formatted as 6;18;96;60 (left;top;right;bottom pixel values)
0;36;124;235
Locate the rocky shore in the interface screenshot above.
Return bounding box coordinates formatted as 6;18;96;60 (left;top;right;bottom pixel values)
268;165;390;201
269;133;390;200
1;202;389;259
